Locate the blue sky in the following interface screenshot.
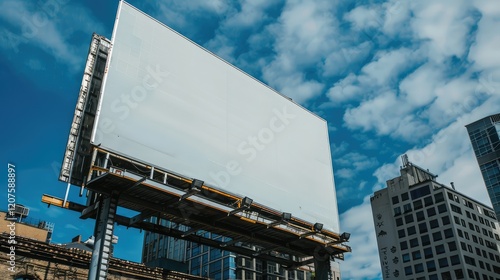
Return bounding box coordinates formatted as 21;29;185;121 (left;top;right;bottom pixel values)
1;0;500;279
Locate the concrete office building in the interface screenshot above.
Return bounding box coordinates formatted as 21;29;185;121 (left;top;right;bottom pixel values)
466;113;500;220
371;156;500;280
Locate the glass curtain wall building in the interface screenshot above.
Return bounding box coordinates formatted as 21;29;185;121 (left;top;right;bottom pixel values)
466;113;500;220
142;219;314;280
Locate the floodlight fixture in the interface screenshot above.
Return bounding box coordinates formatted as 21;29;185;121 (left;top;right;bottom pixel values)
299;222;323;239
326;231;351;246
241;196;253;208
267;212;292;228
180;179;203;201
313;222;323;232
340;232;351;242
228;197;253;216
190;179;204;191
282;212;292;221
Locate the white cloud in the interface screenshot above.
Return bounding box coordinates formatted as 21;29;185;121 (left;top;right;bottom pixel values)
343;91;433;142
261;0;339;103
360;48;418;87
468;15;500;70
399;62;442;107
340;196;382;279
373;95;500;206
410;0;477;63
0;0;104;71
64;223;80;231
327;73;362;104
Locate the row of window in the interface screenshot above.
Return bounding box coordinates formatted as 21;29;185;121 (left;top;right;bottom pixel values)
392;185;443;207
402;242;457;263
404;255;460;276
460;241;500;263
447;191;498;225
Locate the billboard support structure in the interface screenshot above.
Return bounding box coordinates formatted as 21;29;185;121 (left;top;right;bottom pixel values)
48;2;351;279
88;191;119;280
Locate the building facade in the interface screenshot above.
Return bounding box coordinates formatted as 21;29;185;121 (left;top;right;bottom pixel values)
371;157;500;280
0;206;53;243
0;233;207;280
466;113;500;220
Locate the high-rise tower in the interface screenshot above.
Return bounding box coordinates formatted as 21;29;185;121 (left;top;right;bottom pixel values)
466;113;500;220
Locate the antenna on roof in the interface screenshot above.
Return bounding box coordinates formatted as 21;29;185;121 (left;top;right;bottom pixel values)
401;154;410;168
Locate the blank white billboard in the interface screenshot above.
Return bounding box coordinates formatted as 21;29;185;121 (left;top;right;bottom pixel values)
93;1;339;232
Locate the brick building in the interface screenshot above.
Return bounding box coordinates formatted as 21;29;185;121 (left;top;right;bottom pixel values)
0;233;207;280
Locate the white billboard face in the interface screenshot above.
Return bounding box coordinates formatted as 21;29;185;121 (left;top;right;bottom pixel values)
93;2;339;232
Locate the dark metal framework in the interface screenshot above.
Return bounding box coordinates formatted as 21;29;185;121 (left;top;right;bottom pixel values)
46;148;351;268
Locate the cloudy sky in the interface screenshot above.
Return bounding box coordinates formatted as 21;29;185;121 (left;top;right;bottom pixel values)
1;0;500;279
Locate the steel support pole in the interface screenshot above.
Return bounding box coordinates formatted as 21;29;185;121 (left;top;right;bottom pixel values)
88;191;119;280
313;250;331;280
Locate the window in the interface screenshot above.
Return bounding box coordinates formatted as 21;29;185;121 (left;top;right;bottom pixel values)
442;216;450;225
15;276;36;280
427;207;436;217
434;192;444;202
412;250;422;260
424;247;433;259
432;231;442;241
407;226;416;236
444;228;454;238
413;199;423;210
416;210;425;221
419;222;428;233
394;207;402;216
451;204;462;214
404;266;412;276
396;217;403;226
454;269;464;279
403;203;412;213
410;185;431;199
414;263;424;273
437;203;447;213
435;245;445;256
448;241;457;251
441;272;452;280
421;234;430;246
398;229;405;238
401;192;409;201
392;196;399;204
410;238;419;248
402;253;410;262
426;260;436;272
464;256;476;266
400;241;408;250
424;196;434;206
405;214;414;223
438;257;449;268
430;219;439;229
